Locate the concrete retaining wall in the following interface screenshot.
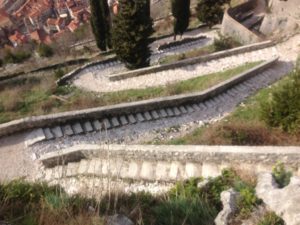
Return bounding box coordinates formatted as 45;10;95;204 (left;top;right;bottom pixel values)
221;1;262;45
108;41;274;81
40;144;300;184
0;58;278;137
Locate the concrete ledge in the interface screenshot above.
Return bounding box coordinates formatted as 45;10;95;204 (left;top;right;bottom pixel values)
57;57;117;86
108;41;274;81
0;58;278;137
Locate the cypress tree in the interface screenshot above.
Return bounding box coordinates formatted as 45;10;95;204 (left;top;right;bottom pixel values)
171;0;191;40
112;0;153;70
90;0;111;51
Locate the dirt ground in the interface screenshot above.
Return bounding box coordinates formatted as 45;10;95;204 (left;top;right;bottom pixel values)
0;132;38;182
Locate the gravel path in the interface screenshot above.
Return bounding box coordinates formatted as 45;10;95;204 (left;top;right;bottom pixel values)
73;47;278;92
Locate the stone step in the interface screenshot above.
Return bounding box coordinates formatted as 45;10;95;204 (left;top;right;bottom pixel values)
179;106;188;114
62;124;74;136
150;110;160;120
198;102;206;110
51;126;63;138
101;118;112;130
192;103;201;111
72;122;84;135
92;120;102;131
159;109;168;118
166;108;175;117
143;111;152;121
185;105;195;113
120;115;129;126
136;113;145;122
173;107;181;116
83;121;94;132
111;117;120;127
128;114;137;124
43;128;54;140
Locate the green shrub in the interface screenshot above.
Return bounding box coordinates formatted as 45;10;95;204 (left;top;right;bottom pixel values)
154;197;216;225
169;177;203;199
54;68;66;79
234;181;261;218
3;50;31;64
213;33;241;51
272;162;292;188
261;68;300;132
200;169;237;209
257;212;285;225
37;43;54;57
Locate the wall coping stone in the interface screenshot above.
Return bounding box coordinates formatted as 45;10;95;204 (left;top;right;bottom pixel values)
108;40;274;81
40;144;300;168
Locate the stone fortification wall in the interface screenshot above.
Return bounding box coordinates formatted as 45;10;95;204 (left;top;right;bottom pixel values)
38;145;300;196
221;0;262;44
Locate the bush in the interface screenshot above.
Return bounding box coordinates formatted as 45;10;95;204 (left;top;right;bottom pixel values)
272;162;292;188
54;68;66;79
261;67;300;132
257;212;285;225
37;44;54;57
213;33;241;51
234;181;261;218
3;50;31;64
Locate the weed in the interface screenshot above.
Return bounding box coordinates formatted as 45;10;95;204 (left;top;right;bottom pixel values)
257;212;284;225
213;32;241;51
272;162;292;188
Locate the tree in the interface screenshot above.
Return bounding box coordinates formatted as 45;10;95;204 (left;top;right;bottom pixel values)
90;0;111;51
196;0;229;28
112;0;154;69
171;0;191;40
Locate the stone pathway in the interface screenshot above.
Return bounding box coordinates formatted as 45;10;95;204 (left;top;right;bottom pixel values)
73;46;278;92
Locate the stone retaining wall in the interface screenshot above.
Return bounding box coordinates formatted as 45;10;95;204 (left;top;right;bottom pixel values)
108;41;274;81
40;144;300;184
221;0;262;45
0;58;278;137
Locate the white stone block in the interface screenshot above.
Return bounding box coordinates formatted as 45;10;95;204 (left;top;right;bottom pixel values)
140;162;155;180
155;162;171;181
202;163;221;178
169;162;182;180
184;163;202;179
78;160;89;174
126;162;140;179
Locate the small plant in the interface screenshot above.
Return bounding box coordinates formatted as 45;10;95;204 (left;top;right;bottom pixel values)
257;212;285;225
272;162;292;188
169;177;203;199
3;49;31;64
37;43;54;57
235;181;261;218
213;32;241;51
54;68;66;79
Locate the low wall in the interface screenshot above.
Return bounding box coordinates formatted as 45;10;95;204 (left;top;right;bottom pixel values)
0;58;89;83
40;144;300;186
221;1;262;45
108;41;274;81
57;56;118;85
0;58;278;137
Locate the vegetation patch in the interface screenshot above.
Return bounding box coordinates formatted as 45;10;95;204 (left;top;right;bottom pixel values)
0;62;260;124
272;162;292;188
164;64;300;146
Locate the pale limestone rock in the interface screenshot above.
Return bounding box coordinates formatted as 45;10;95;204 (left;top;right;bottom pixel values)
106;214;133;225
256;173;300;225
215;188;239;225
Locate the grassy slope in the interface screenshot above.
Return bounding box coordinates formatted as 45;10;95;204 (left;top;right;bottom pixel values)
164;71;300;146
0;62;261;124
